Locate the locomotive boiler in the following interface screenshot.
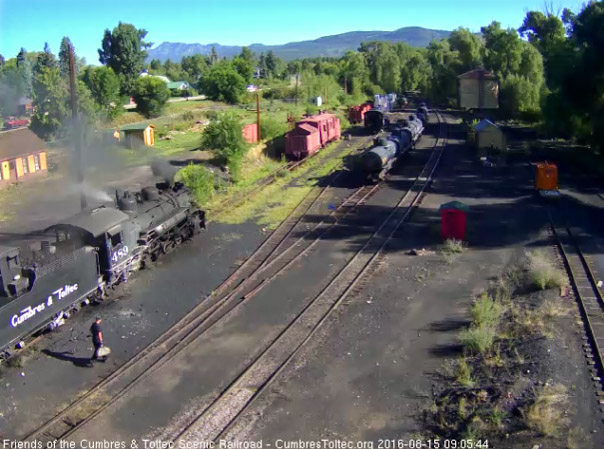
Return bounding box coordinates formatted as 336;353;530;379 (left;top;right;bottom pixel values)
0;179;205;359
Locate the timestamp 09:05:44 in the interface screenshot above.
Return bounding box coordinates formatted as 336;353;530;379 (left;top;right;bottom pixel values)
377;440;489;449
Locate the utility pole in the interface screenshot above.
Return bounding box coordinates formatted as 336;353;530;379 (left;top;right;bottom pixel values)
295;73;299;105
256;91;261;141
68;44;87;210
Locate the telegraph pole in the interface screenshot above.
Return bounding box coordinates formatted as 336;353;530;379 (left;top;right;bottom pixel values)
256;91;261;141
68;44;87;210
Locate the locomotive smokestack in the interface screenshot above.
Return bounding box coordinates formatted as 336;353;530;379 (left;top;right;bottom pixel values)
151;159;179;185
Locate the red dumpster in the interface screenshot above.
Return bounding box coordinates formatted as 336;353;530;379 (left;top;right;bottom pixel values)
439;201;469;241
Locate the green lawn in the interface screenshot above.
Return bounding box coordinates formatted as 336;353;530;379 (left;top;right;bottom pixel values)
154;131;202;155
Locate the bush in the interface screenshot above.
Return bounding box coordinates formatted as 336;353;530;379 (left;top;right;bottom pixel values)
201;112;249;180
522;384;569;436
132;77;170;118
260;117;288;141
459;325;497;354
198;61;246;104
525;250;565;290
176;164;215;205
471;293;503;328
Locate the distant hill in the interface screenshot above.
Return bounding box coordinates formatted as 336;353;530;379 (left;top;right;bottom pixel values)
147;26;451;62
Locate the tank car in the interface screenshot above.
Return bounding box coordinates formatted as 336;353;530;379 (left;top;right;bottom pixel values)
359;115;424;183
0;180;205;359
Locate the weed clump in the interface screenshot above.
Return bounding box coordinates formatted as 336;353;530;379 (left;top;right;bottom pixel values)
522;383;569;436
440;239;464;264
525;250;566;290
459;293;503;354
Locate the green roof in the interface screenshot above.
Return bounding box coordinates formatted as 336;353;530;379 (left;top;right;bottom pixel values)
120;123;154;131
439;201;469;212
167;81;188;89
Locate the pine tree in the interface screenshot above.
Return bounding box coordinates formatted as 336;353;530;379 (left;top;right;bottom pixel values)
59;37;73;78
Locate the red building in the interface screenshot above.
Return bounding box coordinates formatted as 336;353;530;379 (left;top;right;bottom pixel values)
285;113;341;159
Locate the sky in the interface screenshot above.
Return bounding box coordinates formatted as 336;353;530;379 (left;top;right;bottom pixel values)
0;0;588;64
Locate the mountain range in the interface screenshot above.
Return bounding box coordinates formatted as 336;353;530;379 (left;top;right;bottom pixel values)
147;26;450;62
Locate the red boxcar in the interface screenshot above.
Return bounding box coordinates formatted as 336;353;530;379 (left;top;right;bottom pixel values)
285;113;341;159
4;118;30;130
348;103;372;124
242;123;258;143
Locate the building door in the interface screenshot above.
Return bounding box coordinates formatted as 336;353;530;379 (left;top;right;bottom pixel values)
8;160;17;180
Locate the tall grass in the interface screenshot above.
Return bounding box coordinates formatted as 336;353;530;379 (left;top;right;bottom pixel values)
459;292;503;355
522;384;569;436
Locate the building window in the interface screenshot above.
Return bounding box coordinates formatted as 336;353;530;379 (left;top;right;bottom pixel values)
110;232;122;247
34;154;40;171
22;158;28;174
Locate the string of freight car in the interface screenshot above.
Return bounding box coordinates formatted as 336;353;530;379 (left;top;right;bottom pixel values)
173;112;448;442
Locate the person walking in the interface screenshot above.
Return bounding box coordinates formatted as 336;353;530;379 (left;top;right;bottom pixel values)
89;317;104;366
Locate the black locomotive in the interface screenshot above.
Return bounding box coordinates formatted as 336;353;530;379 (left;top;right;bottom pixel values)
0;180;205;358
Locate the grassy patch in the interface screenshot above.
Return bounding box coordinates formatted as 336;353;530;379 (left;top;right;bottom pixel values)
525;250;566;290
456;357;475;387
471;293;504;328
440;239;464;264
154;131;202;155
522;383;569;437
211;139;352;229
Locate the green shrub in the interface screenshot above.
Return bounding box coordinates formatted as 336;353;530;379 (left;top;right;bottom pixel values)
132;77;170;118
177;164;215;205
459;324;497;354
201;112;249;180
471;293;503;328
260;117;289;141
456;358;474;387
522;384;569;436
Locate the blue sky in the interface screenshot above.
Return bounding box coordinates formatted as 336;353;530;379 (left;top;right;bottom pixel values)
0;0;587;64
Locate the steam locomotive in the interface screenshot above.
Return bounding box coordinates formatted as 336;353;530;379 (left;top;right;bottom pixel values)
0;180;205;359
359;114;425;183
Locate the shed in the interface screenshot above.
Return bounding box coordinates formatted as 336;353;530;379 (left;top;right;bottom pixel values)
242;123;258;143
473;119;506;150
457;69;499;110
120;123;155;149
0;128;48;187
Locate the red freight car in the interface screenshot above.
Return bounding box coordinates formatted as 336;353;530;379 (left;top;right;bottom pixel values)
3;117;30;130
285;112;341;159
348;102;372;124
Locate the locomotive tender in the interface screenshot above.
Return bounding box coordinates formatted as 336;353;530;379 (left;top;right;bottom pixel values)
359;114;424;183
0;180;205;358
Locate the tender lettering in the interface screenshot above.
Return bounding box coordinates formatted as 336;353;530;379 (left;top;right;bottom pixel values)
9;283;79;328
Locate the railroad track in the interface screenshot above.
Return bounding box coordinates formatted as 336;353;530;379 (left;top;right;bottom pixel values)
548;206;604;404
23;133;378;443
170;111;448;442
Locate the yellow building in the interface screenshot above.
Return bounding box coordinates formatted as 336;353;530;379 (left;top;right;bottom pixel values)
474;119;506;150
121;123;155;149
0;128;48;188
457;69;499;110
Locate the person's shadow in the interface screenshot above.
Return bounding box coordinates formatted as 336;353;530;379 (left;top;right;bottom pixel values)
42;349;99;367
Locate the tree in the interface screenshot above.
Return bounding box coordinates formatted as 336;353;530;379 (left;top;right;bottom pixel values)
30;66;69;139
265;50;281;78
239;46;254;62
258;52;266;78
426;39;459;102
447;28;483;72
232;56;254;83
98;22;152;95
198;61;246;103
0;54;4;67
201;112;248;179
16;48;26;68
81;66;122;118
210;45;218;65
58;37;73;78
131;76;170;118
481;22;523;78
182;54;209;82
149;59;162;71
34;43;57;76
